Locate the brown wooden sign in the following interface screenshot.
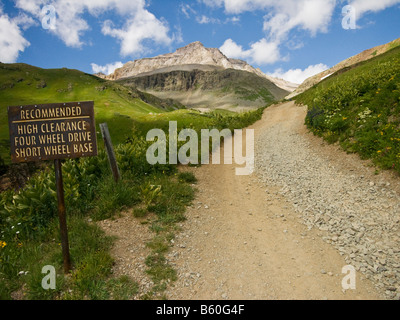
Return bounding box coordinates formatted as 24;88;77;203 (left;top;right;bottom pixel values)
8;101;98;163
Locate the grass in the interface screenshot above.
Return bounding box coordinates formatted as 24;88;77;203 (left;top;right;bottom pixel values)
178;172;197;184
0;106;268;300
0;62;271;300
0;63;177;164
295;45;400;175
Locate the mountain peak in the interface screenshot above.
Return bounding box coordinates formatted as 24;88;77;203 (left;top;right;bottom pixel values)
101;42;297;92
184;41;205;48
175;41;209;55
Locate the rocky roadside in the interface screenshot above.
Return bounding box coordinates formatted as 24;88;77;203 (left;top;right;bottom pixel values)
163;102;384;300
255;103;400;300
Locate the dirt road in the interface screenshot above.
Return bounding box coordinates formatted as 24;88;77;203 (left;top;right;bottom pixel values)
102;101;400;300
163;102;394;300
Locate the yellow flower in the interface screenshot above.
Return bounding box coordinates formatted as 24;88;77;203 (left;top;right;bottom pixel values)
0;241;6;249
377;150;382;154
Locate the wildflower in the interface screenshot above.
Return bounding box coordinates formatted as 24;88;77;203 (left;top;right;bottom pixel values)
0;241;6;248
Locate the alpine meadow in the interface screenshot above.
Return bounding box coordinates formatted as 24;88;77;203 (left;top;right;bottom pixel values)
1;0;400;304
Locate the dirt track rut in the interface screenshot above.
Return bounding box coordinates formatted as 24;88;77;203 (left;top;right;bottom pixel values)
163;102;396;300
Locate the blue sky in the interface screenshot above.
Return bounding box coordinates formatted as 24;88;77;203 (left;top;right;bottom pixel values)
1;0;400;84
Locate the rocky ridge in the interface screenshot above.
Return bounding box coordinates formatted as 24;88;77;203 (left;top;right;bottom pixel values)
287;37;400;99
100;41;298;93
119;67;289;111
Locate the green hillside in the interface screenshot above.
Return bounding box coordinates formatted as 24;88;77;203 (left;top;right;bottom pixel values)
0;63;178;164
295;46;400;174
0;63;273;169
118;67;288;111
0;63;268;300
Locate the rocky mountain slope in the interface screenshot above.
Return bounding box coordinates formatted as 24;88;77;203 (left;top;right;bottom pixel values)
101;41;297;93
101;42;293;111
287;37;400;99
118;66;289;111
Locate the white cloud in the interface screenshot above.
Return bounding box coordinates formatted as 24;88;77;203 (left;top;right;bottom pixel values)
102;10;172;57
220;38;281;65
0;8;31;63
349;0;400;18
262;0;336;43
91;61;123;75
207;0;400;42
15;0;173;55
269;63;329;85
249;38;282;65
180;3;197;19
12;13;38;31
13;0;42;15
202;0;336;43
212;1;337;66
196;15;221;24
220;39;250;59
225;16;240;23
172;24;184;44
15;0;87;47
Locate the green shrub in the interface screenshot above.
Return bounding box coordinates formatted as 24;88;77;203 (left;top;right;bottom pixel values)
297;46;400;174
178;172;198;184
132;207;148;218
116;137;175;178
91;177;141;221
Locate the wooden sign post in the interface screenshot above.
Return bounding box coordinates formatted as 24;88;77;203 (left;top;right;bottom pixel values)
100;123;121;183
54;158;71;273
8;101;98;274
